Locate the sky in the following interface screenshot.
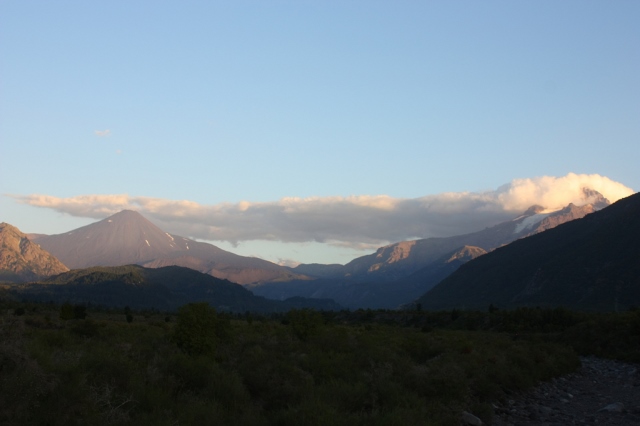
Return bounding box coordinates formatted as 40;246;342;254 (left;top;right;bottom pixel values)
1;1;638;266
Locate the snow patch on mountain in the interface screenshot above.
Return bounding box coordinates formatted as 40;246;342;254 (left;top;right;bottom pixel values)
514;213;550;234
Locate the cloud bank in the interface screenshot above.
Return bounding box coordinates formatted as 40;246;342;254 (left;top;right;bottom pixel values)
11;173;634;248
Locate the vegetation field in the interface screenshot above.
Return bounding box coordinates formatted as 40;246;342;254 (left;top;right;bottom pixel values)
1;298;638;425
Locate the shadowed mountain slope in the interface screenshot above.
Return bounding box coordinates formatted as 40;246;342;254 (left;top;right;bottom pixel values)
252;190;611;308
0;223;68;282
290;189;610;283
31;210;308;285
13;264;340;312
415;192;640;312
250;245;487;309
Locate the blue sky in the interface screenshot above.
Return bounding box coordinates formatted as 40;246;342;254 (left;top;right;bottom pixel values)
1;1;638;265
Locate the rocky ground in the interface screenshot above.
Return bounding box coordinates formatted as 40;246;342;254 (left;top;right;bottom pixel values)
490;356;640;425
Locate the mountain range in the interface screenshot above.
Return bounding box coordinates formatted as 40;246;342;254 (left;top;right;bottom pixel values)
2;186;629;312
415;192;640;311
11;264;340;313
30;210;308;285
290;188;609;283
251;189;610;308
246;245;487;309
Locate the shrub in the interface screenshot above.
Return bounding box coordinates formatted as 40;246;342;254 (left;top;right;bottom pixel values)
59;303;87;320
59;303;75;320
173;303;219;356
286;309;324;341
73;305;87;320
70;319;100;337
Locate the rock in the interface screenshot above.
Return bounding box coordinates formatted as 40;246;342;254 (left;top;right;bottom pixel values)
492;357;640;426
539;405;554;416
461;411;483;425
0;223;69;282
598;402;625;413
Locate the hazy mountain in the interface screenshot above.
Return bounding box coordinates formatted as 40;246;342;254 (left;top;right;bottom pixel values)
13;264;340;313
329;189;610;282
252;189;611;308
0;223;68;282
250;245;487;309
389;245;488;308
415;192;640;312
31;210;309;285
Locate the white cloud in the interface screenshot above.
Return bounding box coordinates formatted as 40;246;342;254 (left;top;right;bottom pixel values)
276;258;302;268
94;130;111;137
10;173;635;248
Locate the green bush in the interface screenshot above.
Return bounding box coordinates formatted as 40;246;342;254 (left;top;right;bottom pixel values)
286;309;324;341
59;303;87;320
173;303;220;356
60;303;75;320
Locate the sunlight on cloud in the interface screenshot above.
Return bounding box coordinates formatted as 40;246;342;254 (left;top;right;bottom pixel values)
11;173;634;249
496;173;633;211
94;130;111;137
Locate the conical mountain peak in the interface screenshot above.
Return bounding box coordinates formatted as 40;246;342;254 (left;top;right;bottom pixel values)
33;210;183;268
106;209;145;219
99;209;154;226
31;210;309;284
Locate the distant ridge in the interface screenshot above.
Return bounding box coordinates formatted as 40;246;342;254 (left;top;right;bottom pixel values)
250;189;612;308
0;222;68;282
290;188;611;283
31;210;309;285
415;192;640;311
12;264;340;312
249;245;488;309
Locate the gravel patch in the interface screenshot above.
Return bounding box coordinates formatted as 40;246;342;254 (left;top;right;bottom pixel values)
490;356;640;425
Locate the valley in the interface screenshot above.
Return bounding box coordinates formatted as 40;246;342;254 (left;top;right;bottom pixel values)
1;189;638;425
4;188;627;314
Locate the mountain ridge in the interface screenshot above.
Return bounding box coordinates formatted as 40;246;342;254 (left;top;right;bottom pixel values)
415;192;640;311
12;264;340;313
289;188;610;283
250;245;489;309
31;210;309;285
249;190;612;308
0;222;68;282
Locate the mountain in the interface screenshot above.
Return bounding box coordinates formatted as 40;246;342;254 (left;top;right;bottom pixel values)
31;210;308;285
0;223;68;282
388;245;488;308
249;245;487;309
321;189;610;282
250;189;610;308
12;264;340;313
415;192;640;312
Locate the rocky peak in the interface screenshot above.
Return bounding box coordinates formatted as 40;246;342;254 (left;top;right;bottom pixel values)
581;188;610;210
445;246;487;264
375;241;417;263
523;205;545;216
0;222;69;282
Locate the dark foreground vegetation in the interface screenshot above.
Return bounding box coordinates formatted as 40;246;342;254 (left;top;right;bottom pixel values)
1;297;639;425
